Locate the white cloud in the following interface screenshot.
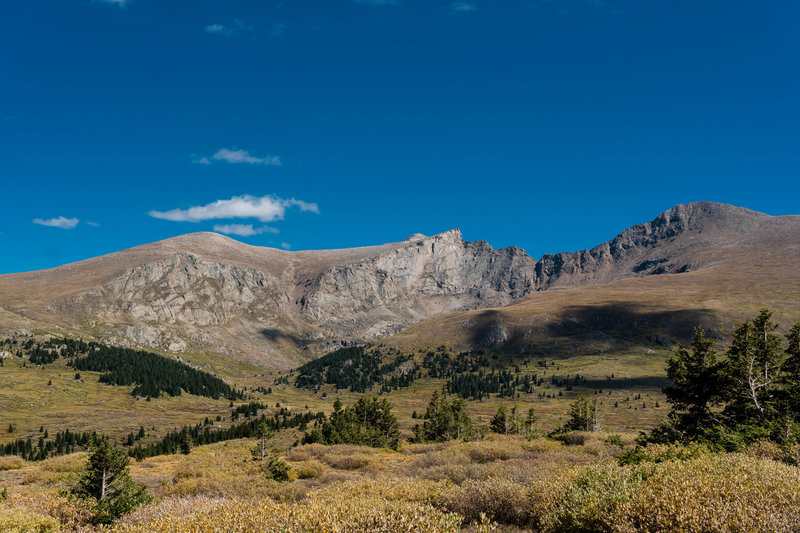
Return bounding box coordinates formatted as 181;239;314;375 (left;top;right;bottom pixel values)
449;1;477;13
204;19;252;37
94;0;128;5
205;24;233;35
195;148;281;166
215;148;281;166
149;194;319;223
354;0;398;6
86;221;101;227
33;216;80;229
213;224;279;237
280;243;291;249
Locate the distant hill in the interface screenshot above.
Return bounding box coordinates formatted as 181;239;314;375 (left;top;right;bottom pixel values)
0;202;797;367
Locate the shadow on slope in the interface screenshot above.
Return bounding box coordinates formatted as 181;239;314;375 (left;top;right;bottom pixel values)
468;303;722;356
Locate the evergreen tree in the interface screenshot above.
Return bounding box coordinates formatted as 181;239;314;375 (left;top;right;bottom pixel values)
565;395;599;432
722;310;784;424
647;311;800;449
411;391;474;442
660;327;723;441
490;405;519;435
302;397;400;449
524;407;539;438
253;420;273;462
73;439;150;524
782;324;800;418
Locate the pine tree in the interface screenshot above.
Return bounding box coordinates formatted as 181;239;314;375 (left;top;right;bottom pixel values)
412;391;473;442
783;324;800;418
73;439;150;524
661;327;722;441
723;310;784;423
566;395;599;432
524;407;538;438
253;419;273;462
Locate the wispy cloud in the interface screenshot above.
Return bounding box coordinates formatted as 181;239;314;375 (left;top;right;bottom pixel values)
353;0;398;6
94;0;129;6
213;224;279;237
149;194;319;223
527;0;618;15
272;23;286;37
204;19;253;37
33;216;80;229
86;221;101;227
280;243;291;250
449;1;477;13
195;148;281;166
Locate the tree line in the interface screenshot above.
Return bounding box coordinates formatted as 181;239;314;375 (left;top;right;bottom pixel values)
129;408;324;460
72;344;243;400
650;309;800;450
0;429;98;461
294;346;415;393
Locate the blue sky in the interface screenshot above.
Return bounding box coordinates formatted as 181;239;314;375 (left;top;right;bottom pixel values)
1;0;798;274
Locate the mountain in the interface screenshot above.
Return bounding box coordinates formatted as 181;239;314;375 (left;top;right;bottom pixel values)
0;229;536;367
384;203;800;355
0;201;796;367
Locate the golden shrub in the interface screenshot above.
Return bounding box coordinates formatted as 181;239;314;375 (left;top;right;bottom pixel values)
38;453;87;473
542;453;800;533
0;506;60;533
323;453;373;470
0;456;26;472
113;495;463;533
290;459;326;479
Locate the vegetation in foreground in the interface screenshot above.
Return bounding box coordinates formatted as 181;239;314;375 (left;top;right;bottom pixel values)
3;434;800;532
3;309;800;531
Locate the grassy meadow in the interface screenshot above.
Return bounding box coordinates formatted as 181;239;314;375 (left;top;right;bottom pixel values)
3;434;800;532
2;322;798;532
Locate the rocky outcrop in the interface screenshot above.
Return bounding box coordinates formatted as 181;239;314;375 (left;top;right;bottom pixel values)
298;229;537;340
534;202;769;289
0;202;789;366
51;229;539;353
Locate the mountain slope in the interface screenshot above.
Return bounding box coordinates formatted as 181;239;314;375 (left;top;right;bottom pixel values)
0;202;796;367
0;230;537;367
384;208;800;355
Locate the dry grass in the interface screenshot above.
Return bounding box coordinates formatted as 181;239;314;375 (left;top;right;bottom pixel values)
542;453;800;532
4;433;800;532
0;457;26;472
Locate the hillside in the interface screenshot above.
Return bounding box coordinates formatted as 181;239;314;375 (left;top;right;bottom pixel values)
385;206;800;355
0;202;797;368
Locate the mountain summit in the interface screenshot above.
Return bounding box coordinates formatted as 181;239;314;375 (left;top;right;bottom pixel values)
0;202;796;367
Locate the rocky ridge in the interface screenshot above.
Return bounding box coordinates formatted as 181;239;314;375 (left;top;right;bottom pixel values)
0;202;791;367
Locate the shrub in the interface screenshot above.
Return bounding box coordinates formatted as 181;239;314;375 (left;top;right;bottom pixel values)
0;457;26;472
617;442;709;466
324;454;372;470
0;506;60;533
542;453;800;532
439;477;531;526
559;432;587;446
462;440;517;463
291;460;326;479
112;495;464;532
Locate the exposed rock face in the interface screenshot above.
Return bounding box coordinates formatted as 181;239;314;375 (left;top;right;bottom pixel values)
71;254;289;326
298;229;537;340
0;202;791;367
83;230;537;345
534;202;770;289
